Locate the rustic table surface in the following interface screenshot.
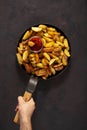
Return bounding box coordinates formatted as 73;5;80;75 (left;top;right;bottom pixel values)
0;0;87;130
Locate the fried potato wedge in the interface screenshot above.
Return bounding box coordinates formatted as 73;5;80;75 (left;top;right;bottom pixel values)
43;52;50;61
37;63;44;68
64;49;70;57
49;66;56;75
62;54;68;66
43;47;54;52
31;27;42;32
38;24;47;29
22;31;32;40
28;41;35;47
24;64;33;73
16;53;23;64
35;69;47;76
23;50;29;61
42;58;49;66
49;59;56;65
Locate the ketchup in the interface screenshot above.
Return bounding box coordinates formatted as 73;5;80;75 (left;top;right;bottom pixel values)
29;36;43;52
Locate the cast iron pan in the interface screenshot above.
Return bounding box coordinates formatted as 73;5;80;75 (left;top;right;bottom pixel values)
14;24;71;124
18;24;71;79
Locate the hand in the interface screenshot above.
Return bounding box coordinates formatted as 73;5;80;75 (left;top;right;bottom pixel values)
18;96;35;123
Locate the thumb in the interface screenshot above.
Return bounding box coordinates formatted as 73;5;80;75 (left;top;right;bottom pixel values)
18;96;25;105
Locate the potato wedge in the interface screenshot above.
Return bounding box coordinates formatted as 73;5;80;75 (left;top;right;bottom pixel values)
47;27;56;31
42;58;49;66
16;53;23;65
35;53;40;63
62;54;68;66
22;31;32;40
60;36;64;42
35;69;47;76
49;66;56;75
24;64;33;73
64;38;69;48
38;24;47;29
49;53;59;61
37;63;44;68
44;33;52;38
49;59;56;65
64;49;70;57
28;41;35;47
54;65;64;71
43;47;54;52
17;47;23;54
31;27;42;32
43;36;53;42
44;42;54;48
43;52;50;61
23;50;29;61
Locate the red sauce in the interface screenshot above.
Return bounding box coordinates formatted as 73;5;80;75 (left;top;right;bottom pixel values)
30;36;43;52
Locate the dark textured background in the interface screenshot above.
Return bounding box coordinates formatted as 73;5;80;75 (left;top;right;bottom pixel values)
0;0;87;130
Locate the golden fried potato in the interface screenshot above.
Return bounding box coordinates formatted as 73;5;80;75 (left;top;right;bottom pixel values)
42;38;46;45
44;33;52;38
43;52;50;61
53;34;60;41
17;47;23;54
23;50;29;61
49;53;59;61
44;42;54;48
64;38;69;48
38;24;47;29
35;69;47;76
42;58;49;66
60;36;64;42
28;41;35;47
47;27;56;31
22;31;32;40
35;53;40;63
43;47;54;52
62;54;68;66
37;63;44;68
56;41;64;47
31;27;42;32
16;53;23;64
24;64;33;73
54;64;64;71
43;36;53;42
49;66;56;75
49;59;56;65
64;49;70;57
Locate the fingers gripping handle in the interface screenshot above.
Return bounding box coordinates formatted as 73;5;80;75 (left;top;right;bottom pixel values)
13;91;32;124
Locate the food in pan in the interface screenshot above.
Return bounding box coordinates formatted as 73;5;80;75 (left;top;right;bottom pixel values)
16;24;71;79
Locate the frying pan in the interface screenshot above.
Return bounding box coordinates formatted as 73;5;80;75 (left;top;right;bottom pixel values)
13;24;71;124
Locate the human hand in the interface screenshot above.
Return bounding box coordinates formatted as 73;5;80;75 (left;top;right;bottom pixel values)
17;96;35;123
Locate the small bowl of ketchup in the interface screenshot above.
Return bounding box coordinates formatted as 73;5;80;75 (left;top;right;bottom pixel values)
29;36;43;53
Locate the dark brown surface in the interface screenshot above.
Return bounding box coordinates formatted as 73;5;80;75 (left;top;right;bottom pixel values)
0;0;87;130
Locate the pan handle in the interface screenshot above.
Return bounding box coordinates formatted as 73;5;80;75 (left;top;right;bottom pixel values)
13;91;32;124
